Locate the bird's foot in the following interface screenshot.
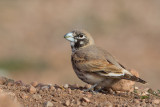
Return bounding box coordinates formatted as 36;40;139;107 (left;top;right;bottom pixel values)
83;84;98;92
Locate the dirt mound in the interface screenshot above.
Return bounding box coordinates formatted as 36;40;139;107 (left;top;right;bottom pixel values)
0;76;160;107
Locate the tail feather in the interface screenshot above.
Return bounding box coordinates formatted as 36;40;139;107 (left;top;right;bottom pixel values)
123;74;147;84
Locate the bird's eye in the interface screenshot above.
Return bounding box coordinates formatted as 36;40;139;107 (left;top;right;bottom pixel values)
79;34;84;38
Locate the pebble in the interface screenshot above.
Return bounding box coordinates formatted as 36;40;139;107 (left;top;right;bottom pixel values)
104;101;113;107
64;84;69;88
49;85;56;91
140;102;146;107
70;84;79;89
133;99;140;104
0;89;3;93
64;100;70;106
81;97;90;102
81;102;87;106
57;88;61;92
30;81;38;87
33;94;42;100
76;100;81;105
141;91;149;96
44;101;53;107
0;77;7;85
28;85;36;94
134;86;139;90
146;104;153;107
20;92;28;99
15;80;23;86
86;93;92;98
6;79;14;86
36;83;46;90
68;88;72;94
38;90;43;94
152;99;160;104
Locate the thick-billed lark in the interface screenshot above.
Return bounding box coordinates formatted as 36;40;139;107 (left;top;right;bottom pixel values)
64;30;146;91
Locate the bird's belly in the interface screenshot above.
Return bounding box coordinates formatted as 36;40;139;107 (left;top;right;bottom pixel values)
74;69;104;85
74;69;116;88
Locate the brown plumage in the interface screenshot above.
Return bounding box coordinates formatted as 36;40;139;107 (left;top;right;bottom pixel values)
64;30;146;91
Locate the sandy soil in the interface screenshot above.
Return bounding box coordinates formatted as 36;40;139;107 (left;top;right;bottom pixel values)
0;76;160;107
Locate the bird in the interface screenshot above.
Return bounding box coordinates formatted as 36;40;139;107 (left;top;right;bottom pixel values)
64;30;147;92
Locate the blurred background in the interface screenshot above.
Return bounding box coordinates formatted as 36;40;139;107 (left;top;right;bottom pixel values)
0;0;160;89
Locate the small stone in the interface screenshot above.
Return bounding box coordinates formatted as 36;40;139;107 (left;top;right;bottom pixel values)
64;84;69;88
30;81;38;87
69;84;79;89
81;102;87;106
38;90;43;94
6;79;14;86
52;98;58;102
44;101;53;107
133;99;140;104
86;93;92;98
114;105;119;107
140;102;146;106
135;86;139;90
141;99;146;103
28;85;36;94
20;86;27;91
15;80;23;86
0;89;3;93
146;104;153;107
76;100;81;105
152;99;160;105
36;83;46;90
104;101;112;107
68;89;72;94
81;97;90;103
20;92;28;99
64;100;70;106
57;88;61;92
33;94;42;100
141;91;149;96
70;103;74;106
49;85;56;91
0;77;7;85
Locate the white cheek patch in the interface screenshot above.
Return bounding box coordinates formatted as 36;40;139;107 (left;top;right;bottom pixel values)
80;41;84;45
74;39;77;43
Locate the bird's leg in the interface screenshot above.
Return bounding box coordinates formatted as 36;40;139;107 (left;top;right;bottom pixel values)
83;84;98;92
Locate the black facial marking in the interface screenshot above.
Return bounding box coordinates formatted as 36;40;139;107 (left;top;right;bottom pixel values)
74;38;89;49
70;31;90;50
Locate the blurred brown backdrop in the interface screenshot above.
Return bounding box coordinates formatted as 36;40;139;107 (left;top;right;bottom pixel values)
0;0;160;89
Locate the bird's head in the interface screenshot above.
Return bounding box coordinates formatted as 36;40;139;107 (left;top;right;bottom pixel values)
64;30;95;51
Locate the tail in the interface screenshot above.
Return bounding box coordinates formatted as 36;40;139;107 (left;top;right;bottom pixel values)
123;74;147;84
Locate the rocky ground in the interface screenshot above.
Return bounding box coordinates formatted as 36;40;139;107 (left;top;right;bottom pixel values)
0;77;160;107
